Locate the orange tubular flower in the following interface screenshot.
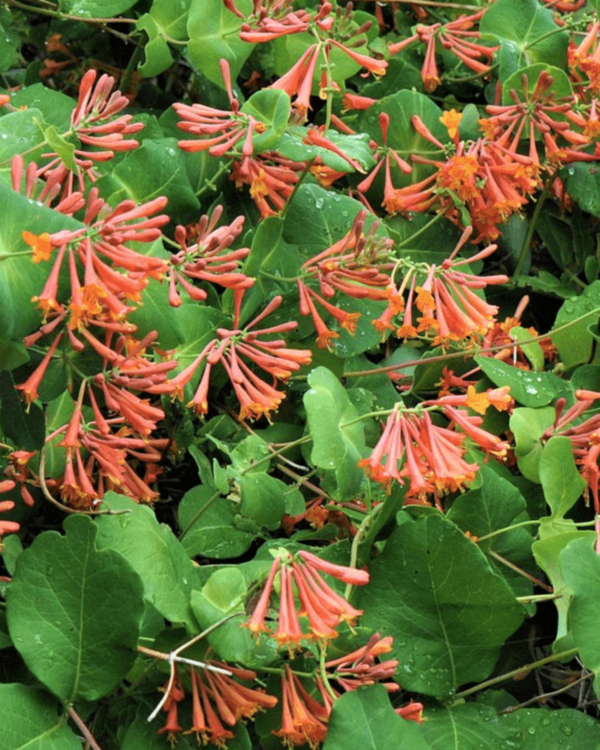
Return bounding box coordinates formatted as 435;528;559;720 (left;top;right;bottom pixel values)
149;294;311;421
168;206;252;305
274;665;328;748
544;394;600;513
396;701;425;724
232;154;303;217
359;405;481;504
16;333;64;406
34;69;144;201
297;210;393;346
244;549;368;647
0;482;19;545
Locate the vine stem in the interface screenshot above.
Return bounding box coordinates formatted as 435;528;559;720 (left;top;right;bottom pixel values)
395;206;451;249
178;490;221;539
339;306;600;379
6;0;136;22
514;169;559;278
66;706;103;750
499;671;593;714
239;435;312;476
361;0;483;9
38;449;130;516
453;648;579;699
344;502;384;599
476;520;540;542
145;613;241;723
488;549;553;592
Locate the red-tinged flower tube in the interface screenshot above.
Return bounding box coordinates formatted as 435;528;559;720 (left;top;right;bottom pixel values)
16;333;63;406
273;666;328;748
396;701;425;724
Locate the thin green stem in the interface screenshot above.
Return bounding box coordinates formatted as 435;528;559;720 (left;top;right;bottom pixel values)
345;503;384;599
7;0;136;22
279;157;317;219
488;549;553;592
395;206;451;250
0;250;33;261
120;46;145;95
515;593;561;603
476;520;540;543
341;306;600;379
453;648;578;699
178;490;221;539
195;160;232;198
319;648;338;702
259;271;305;284
239;436;312;476
339;409;394;428
525;26;567;51
514;170;558;277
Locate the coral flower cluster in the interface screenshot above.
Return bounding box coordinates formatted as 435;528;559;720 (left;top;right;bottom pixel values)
151;294;312;420
245;549;369;646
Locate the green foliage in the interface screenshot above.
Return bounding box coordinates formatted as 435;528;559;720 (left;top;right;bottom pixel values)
6;515;144;701
358;513;525;696
4;2;600;748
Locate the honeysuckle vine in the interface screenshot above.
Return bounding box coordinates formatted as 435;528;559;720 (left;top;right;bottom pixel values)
3;0;600;748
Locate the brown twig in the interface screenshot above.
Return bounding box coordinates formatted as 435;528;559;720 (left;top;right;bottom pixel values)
66;705;103;750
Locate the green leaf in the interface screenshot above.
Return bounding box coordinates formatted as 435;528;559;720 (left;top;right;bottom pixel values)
357;90;449;190
6;515;144;701
509;326;544;371
58;0;137;17
563;163;600;219
551;280;600;369
0;338;29;372
179;484;254;558
0;371;46;450
6;85;74;130
127;277;184;350
447;466;534;598
190;568;278;667
36;120;74;170
95;493;197;627
187;0;254;88
136;14;176;77
237;472;287;530
422;704;600;750
0;184;84;341
274;127;376;173
323;686;432;750
480;0;568;81
0;683;81;750
421;703;514;749
533;526;594;648
502;63;573;105
284;183;381;256
475;356;568;407
386;213;463;265
0;109;48;166
538;436;586;519
304;366;366;500
357;513;525;696
510;406;555;483
0;9;19;74
241;89;291;154
560;536;600;694
500;707;600;748
95;138;199;221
